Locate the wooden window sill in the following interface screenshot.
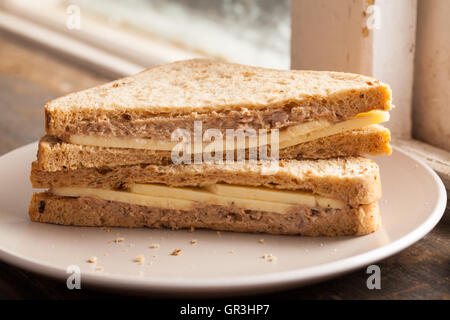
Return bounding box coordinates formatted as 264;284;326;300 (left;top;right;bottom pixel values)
393;139;450;191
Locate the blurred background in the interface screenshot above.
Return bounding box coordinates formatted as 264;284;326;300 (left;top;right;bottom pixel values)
0;0;291;73
70;0;291;68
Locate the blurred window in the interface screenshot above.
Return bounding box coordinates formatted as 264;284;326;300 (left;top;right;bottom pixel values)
69;0;291;69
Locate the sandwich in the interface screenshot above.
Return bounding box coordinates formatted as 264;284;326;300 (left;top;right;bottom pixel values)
29;59;392;236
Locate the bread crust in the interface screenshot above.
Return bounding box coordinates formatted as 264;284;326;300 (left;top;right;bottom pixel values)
44;59;392;140
29;192;381;236
31;157;382;206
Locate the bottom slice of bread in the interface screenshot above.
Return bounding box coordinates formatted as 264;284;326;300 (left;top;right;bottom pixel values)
29;192;381;236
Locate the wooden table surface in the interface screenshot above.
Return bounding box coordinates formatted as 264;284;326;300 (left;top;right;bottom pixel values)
0;31;448;300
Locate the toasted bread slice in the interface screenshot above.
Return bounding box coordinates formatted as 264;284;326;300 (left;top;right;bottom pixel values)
29;192;381;236
45;59;392;141
31;157;381;206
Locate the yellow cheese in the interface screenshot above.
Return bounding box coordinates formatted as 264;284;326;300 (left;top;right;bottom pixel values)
52;187;193;211
206;184;344;209
69;135;178;151
129;184;295;213
69;111;389;151
206;184;316;207
130;184;217;202
51;182;344;215
130;183;344;209
69;134;250;152
278;110;389;149
52;186;294;214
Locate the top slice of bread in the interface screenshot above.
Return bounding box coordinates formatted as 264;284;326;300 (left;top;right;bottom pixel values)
45;59;391;115
45;59;392;140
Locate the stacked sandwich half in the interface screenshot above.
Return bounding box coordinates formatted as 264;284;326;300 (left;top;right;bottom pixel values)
30;59;392;236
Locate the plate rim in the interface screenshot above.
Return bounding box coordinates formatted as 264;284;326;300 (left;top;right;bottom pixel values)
0;142;446;294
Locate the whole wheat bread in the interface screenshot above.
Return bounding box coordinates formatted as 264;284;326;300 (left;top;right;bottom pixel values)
45;59;392;140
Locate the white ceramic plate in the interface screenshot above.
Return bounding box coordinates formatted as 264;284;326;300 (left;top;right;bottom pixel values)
0;142;446;296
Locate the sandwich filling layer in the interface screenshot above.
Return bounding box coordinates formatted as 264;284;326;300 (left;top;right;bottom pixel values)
31;156;382;206
68;110;389;151
37;125;391;171
51;183;345;215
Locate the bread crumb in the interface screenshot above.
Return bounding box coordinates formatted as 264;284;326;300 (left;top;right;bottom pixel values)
171;249;182;256
228;250;235;254
96;266;103;271
258;239;264;244
102;227;111;232
216;231;221;236
149;244;160;249
153;255;158;258
265;253;277;262
114;237;125;243
362;26;369;38
87;256;97;263
190;239;197;245
189;226;195;233
134;255;145;264
104;252;109;256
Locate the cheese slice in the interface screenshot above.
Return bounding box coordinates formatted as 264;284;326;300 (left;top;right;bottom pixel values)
206;184;344;209
129;184;295;214
52;186;294;214
130;184;217;203
69;135;179;151
69;110;389;151
52;187;193;211
52;182;344;215
278;110;389;149
130;183;344;209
